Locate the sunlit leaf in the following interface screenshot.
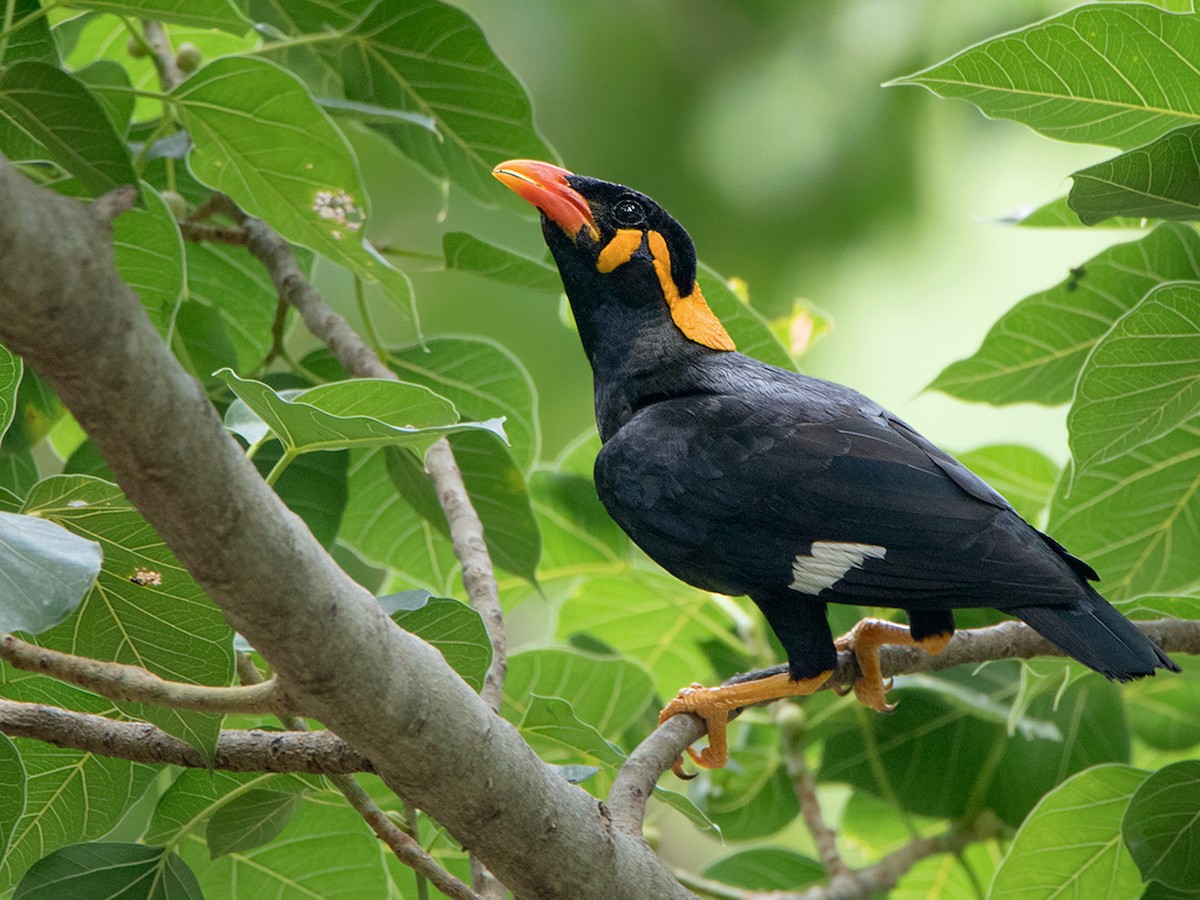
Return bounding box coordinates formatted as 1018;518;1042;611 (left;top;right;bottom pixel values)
892;5;1200;149
0;735;25;863
502;648;654;741
0;510;101;634
697;264;795;370
206;790;301;860
174;56;417;336
930;224;1200;405
0;345;19;448
1125;666;1200;751
180;794;389;898
1050;421;1200;600
0;677;156;892
67;0;250;33
989;764;1147;900
1006;195;1146;229
443;231;562;293
146;770;315;847
517;694;625;767
22;476;234;757
219;370;504;455
702;847;824;891
13;842;202;900
112;183;185;340
340;1;554;201
955;444;1059;523
381;590;492;692
0;0;59;66
1124;760;1200;891
1068;284;1200;470
1070;124;1200;224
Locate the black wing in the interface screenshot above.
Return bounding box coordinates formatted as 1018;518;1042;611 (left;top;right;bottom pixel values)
594;391;1088;611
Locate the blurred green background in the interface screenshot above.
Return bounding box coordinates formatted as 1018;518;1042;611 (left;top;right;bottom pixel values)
335;0;1124;463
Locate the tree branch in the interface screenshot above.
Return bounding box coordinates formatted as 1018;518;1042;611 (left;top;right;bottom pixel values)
0;697;373;773
1;634;289;715
0;163;658;898
142;20;183;92
609;617;1199;834
226;188;510;899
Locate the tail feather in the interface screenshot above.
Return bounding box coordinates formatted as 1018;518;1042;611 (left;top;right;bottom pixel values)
1012;588;1179;681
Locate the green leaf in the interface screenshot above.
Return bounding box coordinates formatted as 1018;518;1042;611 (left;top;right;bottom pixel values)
502;648;654;742
206;790;301;860
0;678;156;891
13;842;202;900
308;337;540;469
955;444;1059;523
21;476;234;757
68;0;250;34
340;1;554;202
517;694;626;767
219;370;505;455
381;591;492;693
0;60;136;196
930;224;1200;405
146;770;315;847
0;734;25;862
1008;195;1147;229
1050;420;1200;600
1;0;59;67
1070;125;1200;224
697;264;795;370
183;242;280;372
340;448;459;592
447;430;540;583
1124;760;1200;890
693;739;800;841
0;344;19;448
74;61;134;137
556;571;737;697
443;231;563;293
702;847;824;891
173;56;417;336
180;793;391;898
989;764;1147;900
892;5;1200;149
1068;284;1200;470
1125;666;1200;750
894;842;997;900
112;183;185;340
0;510;101;634
252;443;347;548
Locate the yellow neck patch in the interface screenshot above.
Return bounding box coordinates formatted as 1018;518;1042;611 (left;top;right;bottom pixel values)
647;231;736;352
596;228;644;273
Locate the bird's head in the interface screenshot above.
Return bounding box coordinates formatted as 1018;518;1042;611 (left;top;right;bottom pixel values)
492;160;735;353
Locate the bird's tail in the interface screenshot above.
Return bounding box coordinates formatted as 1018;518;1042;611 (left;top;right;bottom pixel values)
1011;587;1179;681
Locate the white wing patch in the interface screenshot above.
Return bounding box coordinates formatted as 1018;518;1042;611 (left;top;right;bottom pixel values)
789;541;887;595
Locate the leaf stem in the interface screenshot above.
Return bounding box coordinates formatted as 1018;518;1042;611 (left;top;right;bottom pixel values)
264;448;297;486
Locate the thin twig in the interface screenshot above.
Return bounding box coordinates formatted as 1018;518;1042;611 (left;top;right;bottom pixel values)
179;221;249;245
1;634;289;715
142;20;183;91
0;697;373;773
780;709;847;880
91;185;139;222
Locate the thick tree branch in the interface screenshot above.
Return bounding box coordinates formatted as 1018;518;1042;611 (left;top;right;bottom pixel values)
0;162;670;899
0;698;373;773
609;617;1198;834
226;190;510;899
1;634;289;715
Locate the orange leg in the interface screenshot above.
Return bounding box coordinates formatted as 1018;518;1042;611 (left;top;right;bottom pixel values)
658;670;832;774
834;618;952;712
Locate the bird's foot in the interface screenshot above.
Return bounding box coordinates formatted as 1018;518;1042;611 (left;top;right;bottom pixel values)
834;618;953;712
658;671;833;776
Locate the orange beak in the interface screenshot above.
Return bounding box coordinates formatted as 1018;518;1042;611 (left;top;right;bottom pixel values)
492;159;598;240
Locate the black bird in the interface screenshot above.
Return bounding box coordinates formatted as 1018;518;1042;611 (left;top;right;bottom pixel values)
493;159;1178;770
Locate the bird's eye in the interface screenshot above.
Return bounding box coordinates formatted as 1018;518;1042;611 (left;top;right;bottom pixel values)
612;197;645;226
